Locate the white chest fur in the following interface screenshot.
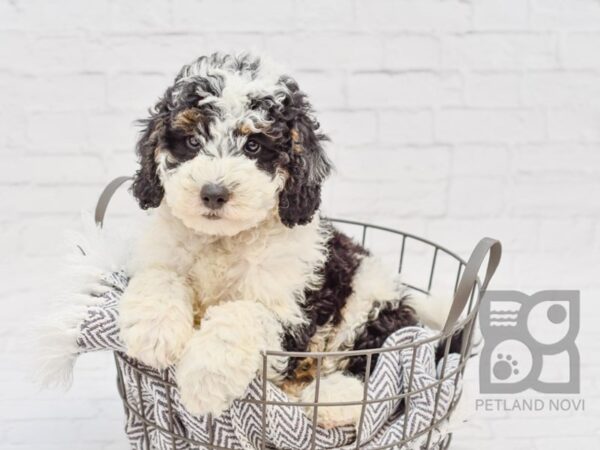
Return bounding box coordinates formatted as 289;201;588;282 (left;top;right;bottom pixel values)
129;205;330;327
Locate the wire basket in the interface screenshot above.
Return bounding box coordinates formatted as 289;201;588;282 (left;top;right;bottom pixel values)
99;178;501;450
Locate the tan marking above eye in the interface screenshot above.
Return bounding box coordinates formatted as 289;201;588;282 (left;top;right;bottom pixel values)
173;109;202;132
239;123;253;135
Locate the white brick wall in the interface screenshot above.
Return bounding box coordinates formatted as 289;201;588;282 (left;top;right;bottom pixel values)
1;0;599;448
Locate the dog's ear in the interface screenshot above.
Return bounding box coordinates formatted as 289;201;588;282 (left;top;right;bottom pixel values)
278;81;332;227
131;103;169;210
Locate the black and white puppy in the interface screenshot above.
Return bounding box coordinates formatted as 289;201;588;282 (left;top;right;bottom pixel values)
120;53;423;427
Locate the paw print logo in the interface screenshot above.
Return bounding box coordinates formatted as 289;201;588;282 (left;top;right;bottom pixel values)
480;290;580;394
493;354;519;380
485;340;531;385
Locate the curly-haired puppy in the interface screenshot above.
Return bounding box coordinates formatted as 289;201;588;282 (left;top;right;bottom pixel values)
120;53;434;427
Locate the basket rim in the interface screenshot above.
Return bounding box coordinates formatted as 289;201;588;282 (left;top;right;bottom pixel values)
323;217;467;267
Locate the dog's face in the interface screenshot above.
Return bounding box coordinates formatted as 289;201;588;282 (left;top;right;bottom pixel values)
132;53;331;236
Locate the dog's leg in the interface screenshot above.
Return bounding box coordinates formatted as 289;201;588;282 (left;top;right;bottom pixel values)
299;371;364;429
176;299;283;416
120;268;195;369
405;294;454;331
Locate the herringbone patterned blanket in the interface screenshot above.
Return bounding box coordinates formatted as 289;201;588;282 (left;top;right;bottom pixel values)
75;271;461;450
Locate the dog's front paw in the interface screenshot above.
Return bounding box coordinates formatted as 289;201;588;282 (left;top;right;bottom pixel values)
120;299;194;369
177;363;235;416
176;334;257;416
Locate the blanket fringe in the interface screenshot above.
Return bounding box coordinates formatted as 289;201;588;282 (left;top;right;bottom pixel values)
34;211;133;388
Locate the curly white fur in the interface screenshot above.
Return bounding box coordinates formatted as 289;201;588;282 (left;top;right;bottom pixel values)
119;268;195;368
121;204;329;414
176;300;283;415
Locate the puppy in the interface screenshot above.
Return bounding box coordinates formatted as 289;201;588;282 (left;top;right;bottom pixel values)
119;53;419;427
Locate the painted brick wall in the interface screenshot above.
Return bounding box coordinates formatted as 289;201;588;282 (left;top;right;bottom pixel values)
1;0;599;448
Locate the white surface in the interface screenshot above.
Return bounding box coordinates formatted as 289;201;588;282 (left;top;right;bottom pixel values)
1;0;599;448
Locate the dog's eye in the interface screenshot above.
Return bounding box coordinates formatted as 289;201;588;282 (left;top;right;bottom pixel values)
186;136;201;149
244;139;261;155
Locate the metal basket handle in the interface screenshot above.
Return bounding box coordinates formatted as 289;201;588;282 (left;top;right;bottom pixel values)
95;176;133;227
442;237;502;334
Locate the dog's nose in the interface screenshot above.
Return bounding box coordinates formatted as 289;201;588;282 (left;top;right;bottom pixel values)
200;183;230;210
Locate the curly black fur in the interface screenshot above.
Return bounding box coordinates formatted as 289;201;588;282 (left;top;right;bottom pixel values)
247;76;332;227
282;226;418;381
131;112;167;210
345;298;417;378
277;78;331;227
282;227;368;373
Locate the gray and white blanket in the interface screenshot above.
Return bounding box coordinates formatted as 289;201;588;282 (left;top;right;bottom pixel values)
70;270;463;450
